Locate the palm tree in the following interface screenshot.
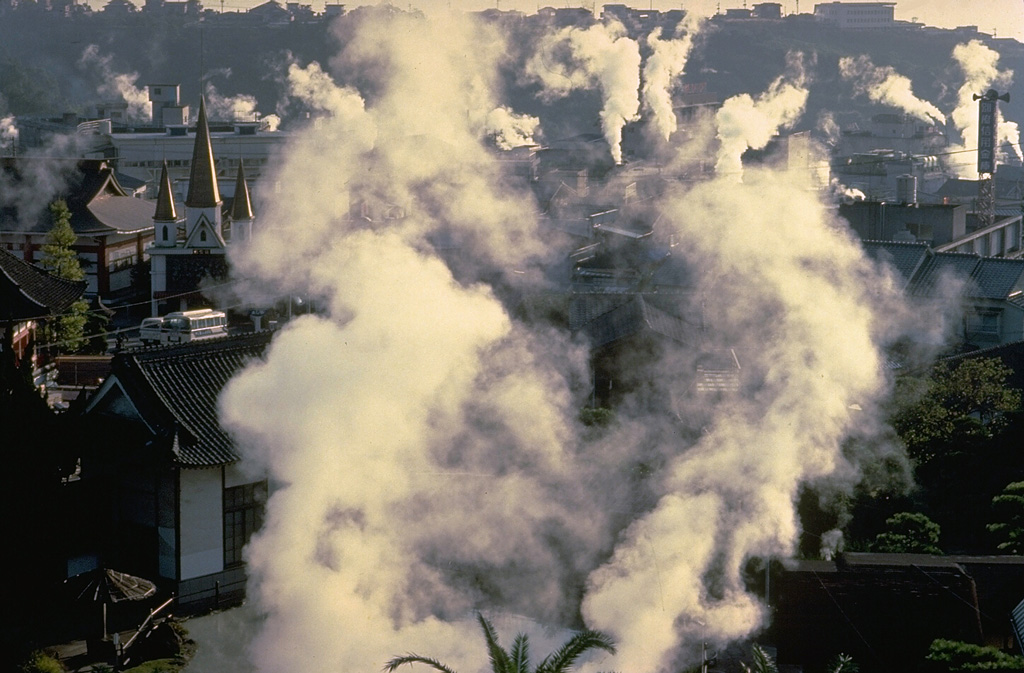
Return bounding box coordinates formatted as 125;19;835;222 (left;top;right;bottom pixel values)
740;644;778;673
384;613;615;673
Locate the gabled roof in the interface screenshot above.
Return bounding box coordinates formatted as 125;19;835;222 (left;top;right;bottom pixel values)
0;248;87;321
0;158;154;236
185;98;222;209
863;240;1024;300
576;294;699;348
100;331;273;467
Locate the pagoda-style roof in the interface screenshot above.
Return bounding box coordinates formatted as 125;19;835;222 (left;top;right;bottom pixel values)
0;158;155;236
0;248;87;321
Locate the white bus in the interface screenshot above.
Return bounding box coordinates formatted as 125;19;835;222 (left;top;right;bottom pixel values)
139;309;229;345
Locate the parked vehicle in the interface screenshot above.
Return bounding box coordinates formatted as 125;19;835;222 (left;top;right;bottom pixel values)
139;309;229;345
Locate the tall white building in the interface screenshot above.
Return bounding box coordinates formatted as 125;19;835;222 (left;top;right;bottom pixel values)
813;2;896;29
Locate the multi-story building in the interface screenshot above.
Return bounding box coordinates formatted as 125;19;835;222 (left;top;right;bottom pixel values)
813;1;895;29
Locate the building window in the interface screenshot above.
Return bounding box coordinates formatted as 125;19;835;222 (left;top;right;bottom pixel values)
200;230;207;242
162;225;169;241
966;310;1001;336
223;480;267;567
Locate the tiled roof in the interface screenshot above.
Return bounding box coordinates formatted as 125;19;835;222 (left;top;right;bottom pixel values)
576;294;699;348
861;240;929;289
909;252;980;297
0;248;87;320
115;331;273;467
969;258;1024;299
0;157;152;236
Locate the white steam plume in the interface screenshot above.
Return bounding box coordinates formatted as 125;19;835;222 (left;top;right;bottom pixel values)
949;40;1020;177
642;19;702;142
78;44;150;121
0;115;17;154
215;11;908;673
714;53;810;179
204;82;260;122
583;167;899;672
482;106;540;150
525;21;641;164
839;55;945;125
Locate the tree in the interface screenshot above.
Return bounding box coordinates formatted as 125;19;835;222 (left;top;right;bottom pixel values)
925;639;1024;672
40;200;89;354
826;653;859;673
384;613;615;673
869;511;942;554
893;358;1021;463
987;481;1024;554
740;644;777;673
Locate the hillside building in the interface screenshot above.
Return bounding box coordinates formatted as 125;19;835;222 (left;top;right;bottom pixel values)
813;1;895;29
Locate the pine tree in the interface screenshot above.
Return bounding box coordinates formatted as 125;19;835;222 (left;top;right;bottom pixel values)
40;200;89;353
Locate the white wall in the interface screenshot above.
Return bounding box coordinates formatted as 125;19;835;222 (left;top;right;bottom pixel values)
179;467;223;580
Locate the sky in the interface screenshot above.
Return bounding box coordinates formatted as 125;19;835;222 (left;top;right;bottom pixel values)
188;0;1024;43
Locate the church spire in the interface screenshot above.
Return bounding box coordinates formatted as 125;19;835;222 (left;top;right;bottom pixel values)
229;161;254;221
153;160;177;222
185;97;221;208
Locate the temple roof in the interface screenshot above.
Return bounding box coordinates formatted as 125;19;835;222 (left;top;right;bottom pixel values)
0;248;87;321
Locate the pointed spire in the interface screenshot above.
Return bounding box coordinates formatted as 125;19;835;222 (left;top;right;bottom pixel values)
229;161;254;221
185;97;221;208
153;160;177;222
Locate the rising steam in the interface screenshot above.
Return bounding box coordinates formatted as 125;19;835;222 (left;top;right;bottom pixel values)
839;54;945;125
78;44;150;120
949;39;1022;177
525;21;641;163
714;53;810;179
218;10;905;673
641;19;701;142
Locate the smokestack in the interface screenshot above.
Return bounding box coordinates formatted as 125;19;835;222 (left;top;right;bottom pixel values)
896;174;917;205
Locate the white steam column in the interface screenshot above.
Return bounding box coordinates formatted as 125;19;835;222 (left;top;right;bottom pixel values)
973;88;1009;230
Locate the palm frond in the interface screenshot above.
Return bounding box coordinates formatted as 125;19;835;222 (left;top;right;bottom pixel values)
477;612;512;673
384;654;460;673
510;634;531;673
747;644;778;673
535;629;616;673
827;653;859;673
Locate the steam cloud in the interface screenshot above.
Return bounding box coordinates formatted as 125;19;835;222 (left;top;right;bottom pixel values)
0;115;17;153
525;21;641;164
949;39;1022;177
714;53;810;179
78;44;150;120
204;82;260;122
839;54;945;125
218;10;906;673
641;19;702;142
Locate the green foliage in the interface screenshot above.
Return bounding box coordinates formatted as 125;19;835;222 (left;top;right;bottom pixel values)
740;644;778;673
384;613;615;673
987;481;1024;554
827;653;859;673
925;639;1024;672
17;650;66;673
579;406;614;427
869;511;942;554
893;358;1021;463
41;200;84;282
39;200;89;353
